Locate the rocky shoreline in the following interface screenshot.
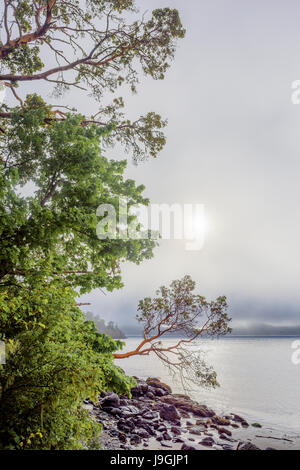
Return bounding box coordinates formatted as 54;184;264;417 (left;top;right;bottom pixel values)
84;377;287;451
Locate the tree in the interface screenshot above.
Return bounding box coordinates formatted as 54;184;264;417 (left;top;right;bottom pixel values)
0;1;186;449
0;96;155;293
114;276;231;390
0;0;185;162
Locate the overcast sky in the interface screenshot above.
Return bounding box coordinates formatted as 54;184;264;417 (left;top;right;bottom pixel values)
12;1;300;334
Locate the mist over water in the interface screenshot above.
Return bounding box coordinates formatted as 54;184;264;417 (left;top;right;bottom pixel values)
116;336;300;435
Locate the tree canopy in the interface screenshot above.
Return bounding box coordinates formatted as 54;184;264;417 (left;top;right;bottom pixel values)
0;95;155;293
114;276;231;390
0;0;185;161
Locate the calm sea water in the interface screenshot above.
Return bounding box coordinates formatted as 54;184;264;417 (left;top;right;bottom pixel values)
115;337;300;435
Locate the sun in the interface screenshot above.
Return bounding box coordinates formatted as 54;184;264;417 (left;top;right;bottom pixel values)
192;213;209;240
184;207;209;242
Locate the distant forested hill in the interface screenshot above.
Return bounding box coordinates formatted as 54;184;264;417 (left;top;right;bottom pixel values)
84;312;126;339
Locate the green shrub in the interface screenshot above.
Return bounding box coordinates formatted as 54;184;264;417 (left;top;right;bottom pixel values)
0;280;134;450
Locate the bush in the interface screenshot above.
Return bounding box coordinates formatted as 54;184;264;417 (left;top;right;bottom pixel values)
0;280;134;450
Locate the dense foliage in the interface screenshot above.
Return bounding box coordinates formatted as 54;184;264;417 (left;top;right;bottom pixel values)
0;0;185;450
0;280;134;449
0;97;153;449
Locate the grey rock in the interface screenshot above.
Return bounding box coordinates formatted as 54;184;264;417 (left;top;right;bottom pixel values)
181;443;196;450
200;437;215;447
238;441;260;451
101;392;120;408
130;434;142;445
159;404;181;425
171;426;181;435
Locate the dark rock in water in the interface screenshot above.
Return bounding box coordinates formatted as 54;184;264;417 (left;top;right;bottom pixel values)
136;429;150;439
231;423;239;429
190;426;205;436
155;388;167;397
173;393;192;401
158;425;167;432
171;426;181;435
100;392;120;409
186;421;193;426
188;438;195;442
181;443;196;450
118;432;127;443
200;437;215;447
160;395;214;418
146;377;172;394
221;444;234;450
156;436;163;442
162;431;172;441
117;418;135;433
139;421;156;436
265;447;277;451
130;434;142;445
251;422;262;428
238;441;260;450
217;427;232;437
212;416;231;426
159;404;181;425
173;437;184;443
219;433;231;441
195;419;206;426
231;414;249;427
142;410;159;420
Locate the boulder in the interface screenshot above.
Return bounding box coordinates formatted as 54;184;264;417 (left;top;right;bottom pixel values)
173;437;184;443
154;388;167;397
212;415;231;426
162;431;172;441
139;421;156;436
159;404;181;425
146;377;172;394
171;426;181;435
217;427;232;437
131;383;149;397
160;395;214;417
200;437;215;447
130;434;142;445
136;429;150;439
231;414;249;427
100;392;120;409
181;443;196;450
118;432;127;443
142;410;159;420
190;426;206;436
238;441;260;451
